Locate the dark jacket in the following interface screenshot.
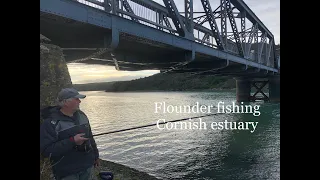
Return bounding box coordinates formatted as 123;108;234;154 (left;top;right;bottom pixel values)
40;106;99;178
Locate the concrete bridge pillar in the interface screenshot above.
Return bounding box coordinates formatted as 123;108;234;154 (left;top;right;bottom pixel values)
235;77;251;102
268;75;280;102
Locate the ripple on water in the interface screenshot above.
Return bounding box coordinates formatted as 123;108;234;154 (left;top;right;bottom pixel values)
79;91;280;180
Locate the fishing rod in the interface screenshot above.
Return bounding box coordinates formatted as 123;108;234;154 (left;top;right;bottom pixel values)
41;113;219;156
91;113;219;138
40;112;220;178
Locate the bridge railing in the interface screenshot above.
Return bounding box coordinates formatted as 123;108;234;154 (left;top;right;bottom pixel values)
75;0;276;69
77;0;105;10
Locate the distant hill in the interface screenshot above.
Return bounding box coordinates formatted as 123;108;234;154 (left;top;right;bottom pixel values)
73;81;117;91
73;72;274;92
72;73;236;92
104;73;236;92
76;73;280;93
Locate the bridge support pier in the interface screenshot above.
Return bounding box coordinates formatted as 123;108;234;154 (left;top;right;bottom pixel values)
268;75;280;102
235;77;251;102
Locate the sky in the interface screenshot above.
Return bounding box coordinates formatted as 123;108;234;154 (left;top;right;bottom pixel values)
68;0;280;84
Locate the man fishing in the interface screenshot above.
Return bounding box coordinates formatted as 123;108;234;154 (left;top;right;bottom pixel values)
40;88;100;180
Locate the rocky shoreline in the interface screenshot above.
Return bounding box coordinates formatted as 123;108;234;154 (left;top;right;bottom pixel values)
93;159;160;180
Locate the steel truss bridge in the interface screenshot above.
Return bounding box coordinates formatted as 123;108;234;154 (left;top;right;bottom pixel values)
40;0;280;78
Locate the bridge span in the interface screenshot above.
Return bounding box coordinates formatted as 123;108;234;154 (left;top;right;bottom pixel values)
40;0;280;102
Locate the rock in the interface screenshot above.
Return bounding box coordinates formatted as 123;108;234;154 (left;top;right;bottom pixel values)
40;44;49;53
40;34;73;179
40;41;73;112
40;34;51;43
94;159;160;180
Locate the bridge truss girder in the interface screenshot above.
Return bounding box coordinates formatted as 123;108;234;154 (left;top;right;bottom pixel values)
40;0;279;73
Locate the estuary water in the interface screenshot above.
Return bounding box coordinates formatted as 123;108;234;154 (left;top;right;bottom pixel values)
79;90;280;180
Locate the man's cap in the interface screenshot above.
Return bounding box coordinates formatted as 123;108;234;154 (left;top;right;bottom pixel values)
57;88;86;101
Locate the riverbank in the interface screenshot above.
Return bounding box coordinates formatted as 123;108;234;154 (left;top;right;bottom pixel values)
40;158;160;180
93;159;160;180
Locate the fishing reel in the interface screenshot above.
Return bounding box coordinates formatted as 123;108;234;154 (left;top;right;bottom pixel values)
74;142;92;153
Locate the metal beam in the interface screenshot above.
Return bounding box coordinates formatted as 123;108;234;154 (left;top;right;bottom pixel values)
226;0;244;57
163;15;174;34
266;38;273;67
230;0;273;39
246;24;257;58
272;41;278;69
159;12;174;34
185;0;194;34
121;0;139;22
258;32;267;63
202;33;209;42
241;11;246;55
158;12;164;30
253;26;258;62
200;0;225;50
162;0;188;38
104;0;112;12
112;0;119;15
163;0;187;37
221;0;227;48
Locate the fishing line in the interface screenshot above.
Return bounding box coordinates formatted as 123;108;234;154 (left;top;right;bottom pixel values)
91;113;219;138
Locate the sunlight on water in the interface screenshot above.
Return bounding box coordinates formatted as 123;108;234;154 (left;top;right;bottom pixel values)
79;91;280;180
